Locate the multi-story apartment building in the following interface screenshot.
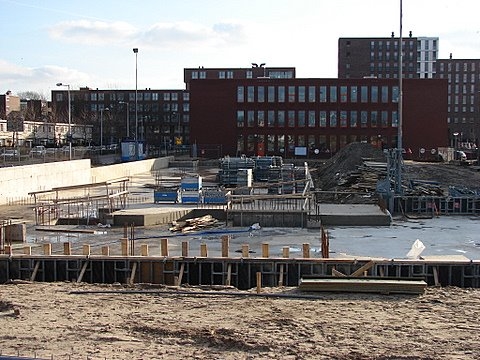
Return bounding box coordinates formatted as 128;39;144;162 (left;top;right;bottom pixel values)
0;91;21;119
338;32;438;79
338;33;438;79
338;35;480;149
435;57;480;148
51;87;190;153
189;77;448;159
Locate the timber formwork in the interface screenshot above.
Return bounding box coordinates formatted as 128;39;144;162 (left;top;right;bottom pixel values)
1;255;479;289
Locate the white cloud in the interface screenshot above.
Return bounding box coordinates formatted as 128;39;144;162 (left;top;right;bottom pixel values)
0;60;92;97
49;20;137;45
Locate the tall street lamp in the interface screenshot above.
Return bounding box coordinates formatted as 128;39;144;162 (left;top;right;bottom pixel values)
100;107;109;153
133;47;139;160
56;82;72;160
119;101;129;138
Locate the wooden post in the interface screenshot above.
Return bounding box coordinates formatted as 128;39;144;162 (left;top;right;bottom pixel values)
256;272;262;294
200;243;208;257
141;244;149;256
302;243;310;258
282;246;290;258
82;245;91;256
101;246;110;256
242;244;249;257
23;246;31;255
226;263;232;286
43;243;52;256
4;245;12;255
278;264;284;287
262;243;269;258
160;238;169;257
221;235;229;257
63;242;72;255
181;241;189;257
129;262;137;285
121;238;129;256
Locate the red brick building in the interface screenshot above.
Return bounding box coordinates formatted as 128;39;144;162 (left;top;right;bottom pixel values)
189;77;448;159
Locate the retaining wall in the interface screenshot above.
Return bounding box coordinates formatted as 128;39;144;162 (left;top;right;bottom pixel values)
0;157;172;205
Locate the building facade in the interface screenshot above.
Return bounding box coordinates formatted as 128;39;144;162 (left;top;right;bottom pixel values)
189;77;448;159
338;34;439;79
435;57;480;149
51;87;190;153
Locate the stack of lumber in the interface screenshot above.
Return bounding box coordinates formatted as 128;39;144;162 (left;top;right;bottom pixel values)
169;215;219;233
299;277;427;295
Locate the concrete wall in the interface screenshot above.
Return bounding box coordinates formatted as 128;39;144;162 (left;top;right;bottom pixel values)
0;156;172;205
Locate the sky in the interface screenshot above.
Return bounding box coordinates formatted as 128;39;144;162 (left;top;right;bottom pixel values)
1;0;479;100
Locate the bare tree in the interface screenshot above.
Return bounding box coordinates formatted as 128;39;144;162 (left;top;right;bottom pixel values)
17;91;47;101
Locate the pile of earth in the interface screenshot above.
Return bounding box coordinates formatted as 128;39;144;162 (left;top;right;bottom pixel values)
311;142;386;191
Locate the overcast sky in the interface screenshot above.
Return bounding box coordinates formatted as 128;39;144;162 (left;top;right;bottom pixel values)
1;0;479;99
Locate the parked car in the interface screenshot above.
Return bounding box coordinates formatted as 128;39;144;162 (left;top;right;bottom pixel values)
30;145;46;156
3;149;19;160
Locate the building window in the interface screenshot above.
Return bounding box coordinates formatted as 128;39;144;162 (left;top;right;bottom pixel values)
98;93;104;101
308;86;316;102
246;70;253;79
199;71;206;79
298;86;305;102
171;93;178;101
381;111;388;127
371;86;378;103
298;135;305;147
288;86;295;102
258;87;265;103
298;111;305;127
163;93;171;101
319;86;327;102
277;111;285;127
319;111;327;127
227;71;233;79
237;86;244;102
392;111;398;127
381;86;389;103
361;111;368;127
340;86;347;102
392;86;399;102
247;111;255;127
56;93;63;101
329;111;337;127
268;111;275;127
329;86;337;102
361;86;368;103
350;111;357;127
287;110;295;127
91;93;97;101
237;110;244;127
371;111;378;127
308;111;315;127
219;71;226;79
268;86;275;102
183;103;189;112
267;135;275;152
182;92;189;101
340;111;347;127
350;86;357;103
278;87;285;102
258;111;265;127
247;86;255;102
192;71;198;79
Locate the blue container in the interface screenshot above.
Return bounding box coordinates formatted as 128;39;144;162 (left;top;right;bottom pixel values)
154;190;178;203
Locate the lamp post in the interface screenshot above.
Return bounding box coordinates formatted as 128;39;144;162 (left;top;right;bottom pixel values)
56;82;72;160
453;132;459;160
133;47;139;160
119;101;129;138
100;107;109;153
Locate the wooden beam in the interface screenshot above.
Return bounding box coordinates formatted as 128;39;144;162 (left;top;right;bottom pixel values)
129;262;138;285
177;263;185;286
351;260;375;277
332;268;347;277
30;261;41;281
278;264;284;287
433;266;440;286
226;263;232;286
77;260;89;283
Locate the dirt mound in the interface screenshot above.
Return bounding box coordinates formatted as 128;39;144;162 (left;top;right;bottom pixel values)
312;142;386;190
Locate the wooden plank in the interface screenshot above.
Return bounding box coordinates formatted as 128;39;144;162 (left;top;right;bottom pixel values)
433;266;440;286
77;260;89;283
278;264;284;287
351;260;375;277
129;262;138;285
256;272;262;294
177;263;185;286
299;278;427;294
332;268;347;277
226;263;232;286
30;261;41;282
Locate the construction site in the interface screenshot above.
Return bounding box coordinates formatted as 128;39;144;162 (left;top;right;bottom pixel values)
1;143;480;294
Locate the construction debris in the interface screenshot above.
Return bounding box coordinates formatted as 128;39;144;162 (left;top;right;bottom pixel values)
169;215;220;233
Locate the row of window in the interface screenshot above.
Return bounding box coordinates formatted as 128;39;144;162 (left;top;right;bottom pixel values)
439;73;480;84
237;85;400;104
236;110;398;129
56;92;190;102
438;62;480;73
190;70;294;80
448;94;478;105
89;103;190;113
237;134;388;154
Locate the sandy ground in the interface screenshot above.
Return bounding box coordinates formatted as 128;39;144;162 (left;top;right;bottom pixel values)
0;282;479;360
